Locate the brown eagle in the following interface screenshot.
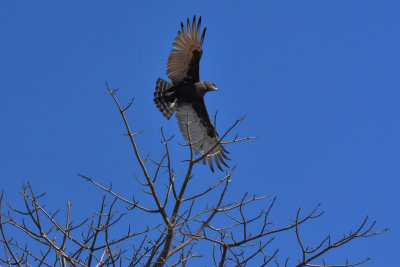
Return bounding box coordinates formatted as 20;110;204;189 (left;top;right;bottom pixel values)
154;16;229;172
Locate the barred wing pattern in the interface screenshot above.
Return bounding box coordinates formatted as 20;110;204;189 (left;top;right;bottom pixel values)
175;103;229;172
167;16;206;84
154;78;175;119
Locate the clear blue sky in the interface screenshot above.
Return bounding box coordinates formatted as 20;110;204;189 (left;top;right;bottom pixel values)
0;1;398;265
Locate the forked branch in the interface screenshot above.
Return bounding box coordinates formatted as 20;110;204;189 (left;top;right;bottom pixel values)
0;85;387;266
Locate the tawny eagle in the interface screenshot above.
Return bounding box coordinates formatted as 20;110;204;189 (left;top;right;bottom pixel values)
154;16;229;172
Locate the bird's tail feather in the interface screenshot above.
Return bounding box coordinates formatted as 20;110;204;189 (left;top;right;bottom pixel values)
154;78;175;119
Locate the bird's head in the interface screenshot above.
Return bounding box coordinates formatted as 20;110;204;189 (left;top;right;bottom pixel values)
196;81;218;96
203;81;218;92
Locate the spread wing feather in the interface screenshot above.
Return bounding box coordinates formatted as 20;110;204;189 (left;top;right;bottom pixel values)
167;16;206;84
175;102;229;172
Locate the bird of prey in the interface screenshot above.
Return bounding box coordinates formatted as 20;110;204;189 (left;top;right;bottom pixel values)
154;16;229;172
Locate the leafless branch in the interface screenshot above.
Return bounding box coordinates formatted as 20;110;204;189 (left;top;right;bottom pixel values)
0;85;387;266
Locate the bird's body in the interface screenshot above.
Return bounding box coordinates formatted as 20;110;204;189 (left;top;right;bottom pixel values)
154;16;229;172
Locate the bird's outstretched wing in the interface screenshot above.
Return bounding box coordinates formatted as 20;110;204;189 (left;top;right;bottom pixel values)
175;102;229;172
167;16;206;84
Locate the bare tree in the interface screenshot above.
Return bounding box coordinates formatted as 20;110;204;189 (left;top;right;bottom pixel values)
0;83;388;266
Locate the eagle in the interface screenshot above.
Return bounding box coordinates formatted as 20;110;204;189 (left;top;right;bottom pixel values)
153;16;229;172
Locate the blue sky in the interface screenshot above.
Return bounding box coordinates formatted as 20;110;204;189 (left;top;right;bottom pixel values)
0;1;399;265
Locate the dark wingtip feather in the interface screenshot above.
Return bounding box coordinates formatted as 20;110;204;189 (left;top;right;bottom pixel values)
218;153;229;168
181;22;185;33
223;147;230;154
208;156;215;172
200;27;207;46
197;16;202;32
187;18;191;33
214;155;223;171
192;16;196;33
221;150;231;160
